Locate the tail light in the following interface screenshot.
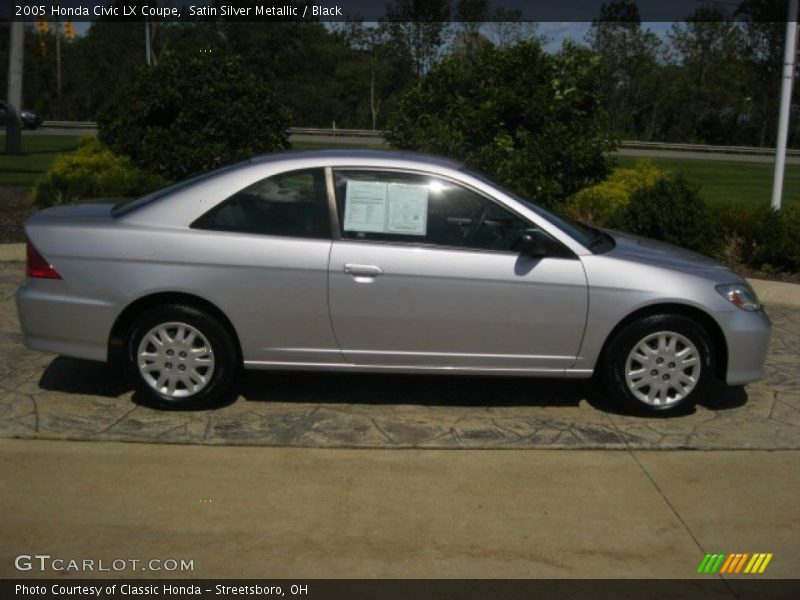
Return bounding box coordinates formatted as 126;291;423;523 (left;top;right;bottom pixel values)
26;239;61;279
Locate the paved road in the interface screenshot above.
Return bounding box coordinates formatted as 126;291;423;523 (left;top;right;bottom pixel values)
27;127;98;137
26;129;800;164
1;262;798;450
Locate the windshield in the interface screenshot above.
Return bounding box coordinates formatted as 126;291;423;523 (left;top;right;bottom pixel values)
461;168;613;252
111;162;243;217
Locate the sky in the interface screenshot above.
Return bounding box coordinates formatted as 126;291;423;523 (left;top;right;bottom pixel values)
65;20;675;50
540;21;672;50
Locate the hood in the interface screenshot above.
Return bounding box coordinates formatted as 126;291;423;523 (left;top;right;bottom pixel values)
606;230;741;280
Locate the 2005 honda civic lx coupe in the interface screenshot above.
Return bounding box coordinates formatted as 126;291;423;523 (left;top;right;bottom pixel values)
16;150;771;413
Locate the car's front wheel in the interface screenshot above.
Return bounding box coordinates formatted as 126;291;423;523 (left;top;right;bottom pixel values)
126;305;238;408
602;314;715;413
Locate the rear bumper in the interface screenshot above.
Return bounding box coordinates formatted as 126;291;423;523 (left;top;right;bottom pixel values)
16;282;117;362
718;307;771;385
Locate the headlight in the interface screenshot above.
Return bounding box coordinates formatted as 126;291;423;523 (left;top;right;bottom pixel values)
716;283;762;312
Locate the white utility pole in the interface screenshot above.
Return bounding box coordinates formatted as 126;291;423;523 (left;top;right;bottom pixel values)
771;0;799;211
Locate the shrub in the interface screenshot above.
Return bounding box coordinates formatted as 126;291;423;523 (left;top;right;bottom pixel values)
785;204;800;269
561;160;663;226
98;54;291;180
613;175;712;253
711;202;800;272
33;138;168;208
386;41;617;208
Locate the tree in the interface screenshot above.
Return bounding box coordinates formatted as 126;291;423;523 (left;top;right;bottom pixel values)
667;7;748;144
98;53;290;180
588;0;667;140
451;0;490;57
338;22;416;130
386;41;617;207
735;0;790;146
488;8;546;48
382;0;452;76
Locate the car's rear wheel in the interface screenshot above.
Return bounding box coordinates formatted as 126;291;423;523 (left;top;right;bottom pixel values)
126;305;238;408
602;314;714;413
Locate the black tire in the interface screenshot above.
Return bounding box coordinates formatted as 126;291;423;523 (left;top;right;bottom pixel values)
601;314;715;414
126;304;239;408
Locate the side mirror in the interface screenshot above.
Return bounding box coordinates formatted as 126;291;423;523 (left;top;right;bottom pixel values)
515;228;551;257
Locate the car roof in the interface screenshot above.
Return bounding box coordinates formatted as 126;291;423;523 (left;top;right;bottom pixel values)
249;148;464;171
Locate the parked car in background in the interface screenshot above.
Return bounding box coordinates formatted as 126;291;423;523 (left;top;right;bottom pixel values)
15;150;771;413
0;100;43;129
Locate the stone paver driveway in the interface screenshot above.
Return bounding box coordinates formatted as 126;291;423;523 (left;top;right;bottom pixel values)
1;262;798;449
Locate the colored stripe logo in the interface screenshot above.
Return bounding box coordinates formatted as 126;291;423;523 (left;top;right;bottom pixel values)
697;553;773;574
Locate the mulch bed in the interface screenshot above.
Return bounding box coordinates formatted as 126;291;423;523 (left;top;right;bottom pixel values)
0;186;35;244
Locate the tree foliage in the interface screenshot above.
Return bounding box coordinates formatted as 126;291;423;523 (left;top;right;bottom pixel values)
4;0;798;148
614;175;712;253
666;8;750;144
386;41;617;206
97;53;290;180
588;0;666;141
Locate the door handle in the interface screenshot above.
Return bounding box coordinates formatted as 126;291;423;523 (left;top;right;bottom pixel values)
344;263;384;277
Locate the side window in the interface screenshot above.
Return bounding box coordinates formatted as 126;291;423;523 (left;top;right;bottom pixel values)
192;168;330;239
334;170;530;252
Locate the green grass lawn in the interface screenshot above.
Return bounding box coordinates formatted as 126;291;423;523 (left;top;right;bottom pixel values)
617;156;800;208
1;135;795;209
0;136;378;188
0;135;81;186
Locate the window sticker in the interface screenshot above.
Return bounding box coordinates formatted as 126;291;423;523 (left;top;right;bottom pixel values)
386;183;428;236
343;180;388;233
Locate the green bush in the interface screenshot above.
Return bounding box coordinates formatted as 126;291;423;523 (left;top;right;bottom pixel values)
711;202;800;272
786;204;800;269
613;175;712;253
386;41;617;208
98;54;291;180
561;160;663;226
33;138;168;208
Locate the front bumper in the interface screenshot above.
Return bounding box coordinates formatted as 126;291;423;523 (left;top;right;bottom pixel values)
718;306;771;386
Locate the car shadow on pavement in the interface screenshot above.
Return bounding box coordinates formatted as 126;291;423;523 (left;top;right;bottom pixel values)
36;356;750;418
38;356;131;397
587;380;749;418
238;370;749;418
239;370;589;408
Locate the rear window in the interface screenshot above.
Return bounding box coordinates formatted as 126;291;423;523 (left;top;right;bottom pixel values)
191;168;330;239
111;162;243;218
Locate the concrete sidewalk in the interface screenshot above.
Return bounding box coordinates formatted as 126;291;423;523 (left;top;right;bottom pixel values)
0;244;23;262
0;438;797;579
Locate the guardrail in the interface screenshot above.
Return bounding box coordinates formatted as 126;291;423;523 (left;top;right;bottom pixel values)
619;140;800;157
289;126;384;137
42;120;98;129
37;122;800;156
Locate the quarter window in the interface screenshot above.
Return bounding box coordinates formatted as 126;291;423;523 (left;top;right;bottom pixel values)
192;168;330;239
334;170;529;252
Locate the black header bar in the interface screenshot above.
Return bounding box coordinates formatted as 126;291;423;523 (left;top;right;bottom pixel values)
3;0;793;24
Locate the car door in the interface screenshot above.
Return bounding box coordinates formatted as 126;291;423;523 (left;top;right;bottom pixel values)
327;169;589;373
189;167;342;366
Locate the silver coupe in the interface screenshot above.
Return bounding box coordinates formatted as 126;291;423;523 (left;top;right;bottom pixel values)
16;150;771;412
